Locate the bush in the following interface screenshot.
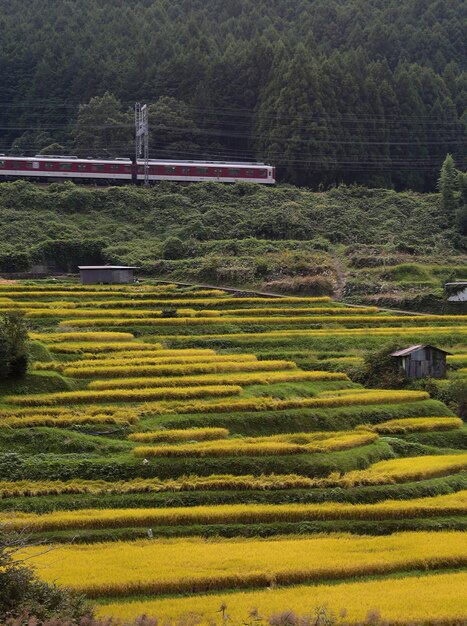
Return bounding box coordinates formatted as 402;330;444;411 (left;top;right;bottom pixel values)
0;311;29;379
352;344;407;389
0;526;93;622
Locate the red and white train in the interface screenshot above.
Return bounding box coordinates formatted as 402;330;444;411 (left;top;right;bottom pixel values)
0;155;276;185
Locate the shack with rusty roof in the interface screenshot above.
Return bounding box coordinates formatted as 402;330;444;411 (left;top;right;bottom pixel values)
390;345;450;379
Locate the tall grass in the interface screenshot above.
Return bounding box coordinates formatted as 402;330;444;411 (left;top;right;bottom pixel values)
30;331;135;342
48;342;162;354
142;390;430;415
1;453;465;496
133;432;378;458
56;315;467;328
6;385;243;406
88;370;348;390
4;491;466;531
64;359;296;378
22;532;467;598
360;417;464;434
128;428;229;443
96;571;467;623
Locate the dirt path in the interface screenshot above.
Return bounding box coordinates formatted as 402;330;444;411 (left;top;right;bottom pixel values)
155;278;433;316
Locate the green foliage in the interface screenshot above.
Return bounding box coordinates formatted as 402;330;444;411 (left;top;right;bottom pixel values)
351;344;407;389
0;441;393;482
0;2;465;189
438;154;459;226
1;474;465;515
0;311;29;379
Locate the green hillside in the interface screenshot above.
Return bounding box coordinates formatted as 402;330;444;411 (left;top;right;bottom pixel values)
0;181;465;311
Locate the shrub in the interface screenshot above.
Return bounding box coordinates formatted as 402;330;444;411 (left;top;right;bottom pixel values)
263;276;335;296
0;525;93;621
352;344;408;389
0;311;29;379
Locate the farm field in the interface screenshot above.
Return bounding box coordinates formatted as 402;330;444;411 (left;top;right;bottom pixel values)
0;281;466;624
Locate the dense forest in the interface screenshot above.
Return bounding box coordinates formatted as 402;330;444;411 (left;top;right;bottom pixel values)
0;0;465;190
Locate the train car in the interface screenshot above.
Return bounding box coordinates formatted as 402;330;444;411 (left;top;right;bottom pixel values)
0;155;275;185
136;160;275;184
0;155;133;184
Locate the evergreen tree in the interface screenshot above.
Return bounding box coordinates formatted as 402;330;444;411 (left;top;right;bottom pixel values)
438;154;458;226
0;311;29;379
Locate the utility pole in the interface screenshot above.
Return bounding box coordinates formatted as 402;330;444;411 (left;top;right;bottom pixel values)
135;102;149;186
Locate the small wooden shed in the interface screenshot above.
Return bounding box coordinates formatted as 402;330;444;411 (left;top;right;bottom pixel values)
390;345;450;379
78;265;137;285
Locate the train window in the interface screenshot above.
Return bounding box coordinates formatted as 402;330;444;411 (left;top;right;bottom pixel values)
124;166;131;173
213;168;223;175
110;164;120;171
138;166;144;174
92;164;105;171
195;167;209;175
59;163;73;170
228;168;241;176
27;162;35;169
164;166;177;174
245;169;254;176
44;162;54;169
0;161;5;168
181;167;191;175
77;164;87;171
257;170;267;177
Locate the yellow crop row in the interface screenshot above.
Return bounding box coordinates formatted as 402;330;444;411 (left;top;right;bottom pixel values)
0;300;77;309
7;384;243;406
22;531;467;599
25;308;166;318
4;491;466;532
33;353;257;372
0;406;139;428
71;353;258;369
161;326;467;341
0;405;136;418
179;306;379;316
80;296;333;308
30;331;135;342
0;282;177;292
57;315;467;328
19;306;378;319
133;432;378;458
128;427;229;443
0;286;219;297
68;348;216;361
360;417;464;434
88;370;348;391
0;413;139;429
447;354;467;365
142;390;430;415
64;358;296;379
97;571;467;623
4;306;347;319
342;453;467;486
48;341;161;354
1;453;465;497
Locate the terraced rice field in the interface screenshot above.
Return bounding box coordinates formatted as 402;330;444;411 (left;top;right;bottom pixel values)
0;281;465;624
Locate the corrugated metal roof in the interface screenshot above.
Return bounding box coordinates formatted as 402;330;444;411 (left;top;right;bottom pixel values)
391;345;451;357
78;266;138;270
